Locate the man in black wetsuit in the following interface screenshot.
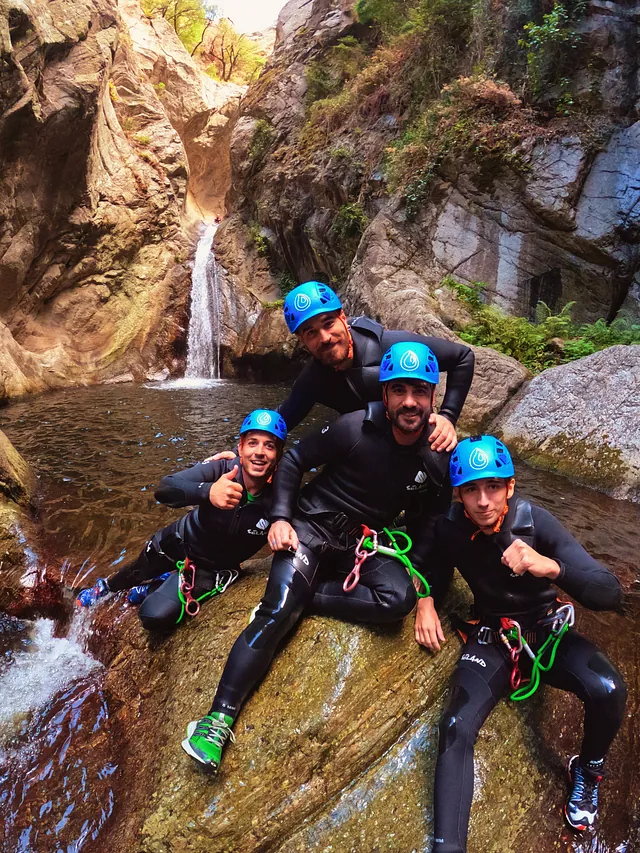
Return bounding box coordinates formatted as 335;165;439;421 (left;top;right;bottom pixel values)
414;435;626;848
76;410;287;632
213;281;474;454
181;341;451;773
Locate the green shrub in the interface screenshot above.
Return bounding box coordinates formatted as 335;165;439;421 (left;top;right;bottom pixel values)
445;277;640;372
442;276;485;309
305;36;366;105
279;271;298;297
134;132;152;145
249;119;274;161
332;202;369;240
518;2;584;100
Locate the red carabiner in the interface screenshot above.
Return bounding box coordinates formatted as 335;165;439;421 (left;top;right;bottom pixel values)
344;525;378;593
343;552;366;593
179;558;201;617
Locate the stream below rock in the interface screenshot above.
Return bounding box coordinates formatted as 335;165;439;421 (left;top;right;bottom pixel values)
0;382;638;852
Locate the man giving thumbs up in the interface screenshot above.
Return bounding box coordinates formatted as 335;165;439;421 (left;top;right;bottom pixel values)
76;410;287;632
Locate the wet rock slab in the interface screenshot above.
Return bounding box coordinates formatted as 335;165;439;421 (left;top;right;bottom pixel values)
91;562;638;853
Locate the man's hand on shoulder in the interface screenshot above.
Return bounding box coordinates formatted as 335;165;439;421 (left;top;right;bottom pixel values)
415;596;446;651
209;465;243;509
501;538;560;579
204;450;236;463
268;520;299;552
428;413;458;452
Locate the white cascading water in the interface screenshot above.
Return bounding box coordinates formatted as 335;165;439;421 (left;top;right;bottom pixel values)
0;614;100;740
184;224;221;380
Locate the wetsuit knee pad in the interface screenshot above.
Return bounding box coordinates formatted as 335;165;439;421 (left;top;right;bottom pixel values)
245;547;319;650
138;576;182;632
587;651;628;713
438;685;480;756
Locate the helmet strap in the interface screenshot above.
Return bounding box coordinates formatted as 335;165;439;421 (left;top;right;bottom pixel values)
467;502;509;540
338;313;354;363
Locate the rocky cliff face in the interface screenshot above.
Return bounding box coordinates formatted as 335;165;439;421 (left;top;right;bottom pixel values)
225;0;640;325
0;0;242;402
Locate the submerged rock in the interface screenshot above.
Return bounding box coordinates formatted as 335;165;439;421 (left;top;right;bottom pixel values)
495;345;640;501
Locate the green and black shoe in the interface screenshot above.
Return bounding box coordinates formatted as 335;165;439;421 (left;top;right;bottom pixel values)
181;712;235;773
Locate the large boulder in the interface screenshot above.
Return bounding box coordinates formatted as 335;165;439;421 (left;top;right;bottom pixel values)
84;559;637;853
494;345;640;500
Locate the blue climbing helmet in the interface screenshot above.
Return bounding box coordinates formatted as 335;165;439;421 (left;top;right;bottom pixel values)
239;409;287;442
283;281;342;333
379;341;440;385
450;435;515;487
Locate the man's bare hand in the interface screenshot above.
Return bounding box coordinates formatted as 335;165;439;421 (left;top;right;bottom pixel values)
502;538;560;579
268;520;299;552
209;465;243;509
415;596;446;651
204;450;236;463
428;414;458;452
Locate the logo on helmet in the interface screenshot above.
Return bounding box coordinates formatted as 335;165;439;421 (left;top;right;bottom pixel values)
294;293;312;312
399;350;420;372
469;448;490;470
256;412;272;426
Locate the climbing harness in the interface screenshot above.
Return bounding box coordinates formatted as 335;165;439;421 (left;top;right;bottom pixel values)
342;526;431;597
176;557;239;624
498;602;575;701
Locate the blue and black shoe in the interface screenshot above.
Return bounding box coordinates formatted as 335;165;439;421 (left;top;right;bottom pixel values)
126;572;172;605
76;578;111;607
564;755;603;831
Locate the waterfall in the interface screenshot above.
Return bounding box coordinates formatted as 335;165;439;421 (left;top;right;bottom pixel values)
184;224;221;379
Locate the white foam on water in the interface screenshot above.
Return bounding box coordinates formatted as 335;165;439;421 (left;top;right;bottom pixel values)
144;377;228;391
0;616;101;736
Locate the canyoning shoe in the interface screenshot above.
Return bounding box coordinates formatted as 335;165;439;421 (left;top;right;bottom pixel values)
76;578;111;607
126;572;172;605
564;755;603;831
181;713;235;773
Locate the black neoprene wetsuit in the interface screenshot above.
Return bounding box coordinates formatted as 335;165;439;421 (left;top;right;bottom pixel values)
106;457;272;631
209;402;451;719
424;497;626;853
278;317;475;429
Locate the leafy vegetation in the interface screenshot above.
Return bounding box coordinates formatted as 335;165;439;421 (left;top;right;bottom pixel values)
443;277;640;372
249;120;275;161
332;202;369;240
249;222;270;257
305;36;367;104
201;19;265;82
141;0;218;54
518;1;585;103
279;271;298;298
142;1;264;83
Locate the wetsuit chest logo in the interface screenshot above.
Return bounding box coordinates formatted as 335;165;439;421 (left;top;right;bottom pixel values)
406;470;428;491
247;518;270;536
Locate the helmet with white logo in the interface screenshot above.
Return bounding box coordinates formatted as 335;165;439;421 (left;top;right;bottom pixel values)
450;435;515;487
239;409;287;442
283;281;342;333
379;341;440;384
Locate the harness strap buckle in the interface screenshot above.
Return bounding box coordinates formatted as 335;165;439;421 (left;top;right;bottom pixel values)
477;626;493;645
